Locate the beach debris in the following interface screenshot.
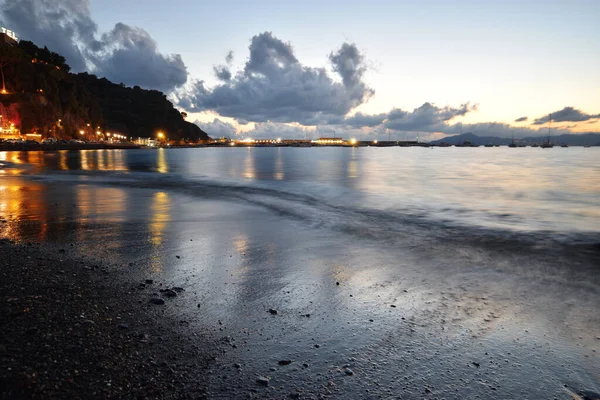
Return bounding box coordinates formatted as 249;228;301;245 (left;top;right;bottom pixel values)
256;376;270;386
278;360;292;366
150;297;165;305
268;308;278;315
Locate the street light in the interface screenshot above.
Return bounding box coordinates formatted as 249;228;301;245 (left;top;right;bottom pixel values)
79;130;84;135
157;132;164;139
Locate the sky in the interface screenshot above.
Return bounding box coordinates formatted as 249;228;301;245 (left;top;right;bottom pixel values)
1;0;599;140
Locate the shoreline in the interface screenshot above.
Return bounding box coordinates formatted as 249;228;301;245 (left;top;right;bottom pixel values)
0;239;216;399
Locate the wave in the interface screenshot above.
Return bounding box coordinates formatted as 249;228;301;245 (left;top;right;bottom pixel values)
21;170;600;260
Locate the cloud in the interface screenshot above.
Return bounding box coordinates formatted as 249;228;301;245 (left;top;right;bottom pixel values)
213;65;232;82
212;51;234;82
383;102;476;132
193;118;237;138
1;0;188;92
179;32;374;125
533;107;600;125
241;122;311;139
514;116;528;122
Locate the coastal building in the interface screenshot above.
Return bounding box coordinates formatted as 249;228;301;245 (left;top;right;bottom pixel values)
0;27;18;46
313;137;344;145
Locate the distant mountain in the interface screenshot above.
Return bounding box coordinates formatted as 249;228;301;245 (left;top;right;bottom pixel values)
429;132;600;146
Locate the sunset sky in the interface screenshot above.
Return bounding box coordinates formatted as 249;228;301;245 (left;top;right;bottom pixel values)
2;0;599;140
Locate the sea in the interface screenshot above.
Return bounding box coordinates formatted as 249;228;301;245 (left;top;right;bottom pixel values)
1;146;599;398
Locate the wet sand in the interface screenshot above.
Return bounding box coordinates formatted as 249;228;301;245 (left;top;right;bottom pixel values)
1;148;599;399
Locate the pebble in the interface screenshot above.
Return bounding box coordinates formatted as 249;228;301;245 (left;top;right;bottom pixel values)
145;279;154;284
278;360;292;366
344;368;354;376
118;323;129;329
150;297;165;305
256;376;270;386
163;289;177;297
268;308;278;315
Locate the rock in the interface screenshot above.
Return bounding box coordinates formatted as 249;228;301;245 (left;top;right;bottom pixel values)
176;255;180;259
118;323;129;329
314;344;320;348
234;363;242;369
390;304;397;308
163;289;177;298
150;297;165;305
472;362;480;367
58;249;66;253
425;387;431;393
344;368;354;376
145;279;154;284
278;360;292;366
336;282;340;286
268;308;278;315
256;376;270;386
172;287;184;292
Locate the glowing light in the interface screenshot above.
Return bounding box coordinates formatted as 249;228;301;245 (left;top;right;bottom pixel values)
157;132;164;139
241;138;255;143
350;138;357;145
373;140;378;144
79;130;84;135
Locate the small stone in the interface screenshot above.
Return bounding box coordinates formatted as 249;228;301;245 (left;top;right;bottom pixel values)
278;360;292;366
172;287;184;292
256;376;270;386
472;362;480;367
336;282;340;286
234;363;242;369
163;289;177;297
118;323;129;329
268;308;278;315
176;255;180;259
314;344;320;348
425;387;431;393
150;297;165;305
344;368;354;376
390;304;396;308
145;279;154;284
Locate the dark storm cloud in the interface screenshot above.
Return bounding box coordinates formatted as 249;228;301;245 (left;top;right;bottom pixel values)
533;107;600;125
180;32;374;125
1;0;188;92
383;102;476;131
515;116;528;122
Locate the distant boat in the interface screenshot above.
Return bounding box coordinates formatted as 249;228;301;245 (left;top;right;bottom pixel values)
531;143;539;148
484;143;494;147
541;113;554;148
560;144;569;148
508;135;517;148
584;145;591;148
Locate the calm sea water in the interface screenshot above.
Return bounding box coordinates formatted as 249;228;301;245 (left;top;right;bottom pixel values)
1;147;599;238
1;147;599;398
